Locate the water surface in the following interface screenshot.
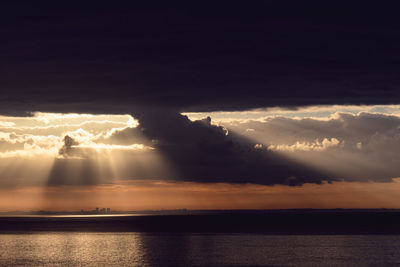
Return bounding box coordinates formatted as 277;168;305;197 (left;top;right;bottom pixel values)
1;233;399;266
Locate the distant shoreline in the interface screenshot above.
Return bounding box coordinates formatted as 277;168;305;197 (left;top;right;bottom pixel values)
1;208;400;216
0;210;399;235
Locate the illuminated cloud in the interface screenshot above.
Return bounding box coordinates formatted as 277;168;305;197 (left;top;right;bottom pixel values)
0;112;175;188
0;113;142;159
184;105;400;123
268;138;341;152
195;109;400;182
1;107;400;188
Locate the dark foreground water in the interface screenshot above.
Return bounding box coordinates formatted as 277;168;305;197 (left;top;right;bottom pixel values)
1;233;400;266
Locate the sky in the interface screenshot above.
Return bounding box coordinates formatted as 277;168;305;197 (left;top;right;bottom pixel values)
1;2;400;211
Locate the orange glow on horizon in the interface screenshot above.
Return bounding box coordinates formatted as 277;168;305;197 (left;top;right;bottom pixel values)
1;179;400;212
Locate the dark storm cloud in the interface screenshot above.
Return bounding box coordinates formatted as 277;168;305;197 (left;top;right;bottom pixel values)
100;111;400;185
58;135;79;158
0;2;400;114
103;110;330;186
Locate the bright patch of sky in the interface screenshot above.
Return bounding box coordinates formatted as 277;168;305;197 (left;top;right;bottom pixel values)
183;105;400;123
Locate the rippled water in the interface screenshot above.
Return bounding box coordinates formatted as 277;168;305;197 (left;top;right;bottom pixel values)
0;233;400;266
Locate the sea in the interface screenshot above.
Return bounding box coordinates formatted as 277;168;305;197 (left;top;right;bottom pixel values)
1;233;400;266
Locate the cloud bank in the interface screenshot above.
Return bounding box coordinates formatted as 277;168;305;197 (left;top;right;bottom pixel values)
214;111;400;182
0;107;400;187
98;108;398;185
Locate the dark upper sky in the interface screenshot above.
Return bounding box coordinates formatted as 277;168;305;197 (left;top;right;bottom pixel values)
1;2;400;190
1;2;400;114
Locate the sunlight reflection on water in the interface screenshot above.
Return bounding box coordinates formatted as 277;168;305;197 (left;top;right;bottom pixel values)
0;233;400;266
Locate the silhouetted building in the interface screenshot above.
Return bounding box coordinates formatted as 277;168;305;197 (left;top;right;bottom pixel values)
107;208;111;214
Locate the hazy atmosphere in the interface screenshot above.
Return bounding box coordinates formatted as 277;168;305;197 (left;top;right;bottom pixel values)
1;2;400;213
1;105;400;211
